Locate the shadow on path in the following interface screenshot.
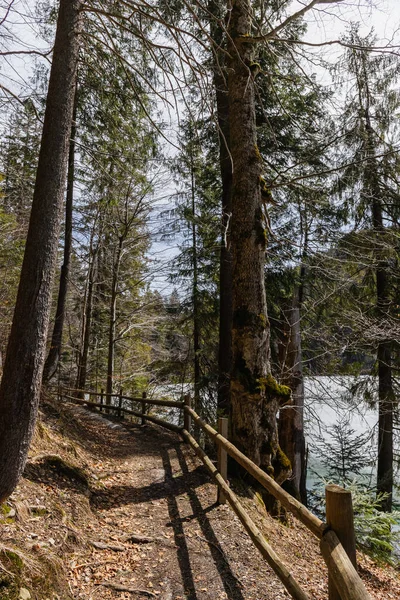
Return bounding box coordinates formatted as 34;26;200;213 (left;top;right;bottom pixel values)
161;444;246;600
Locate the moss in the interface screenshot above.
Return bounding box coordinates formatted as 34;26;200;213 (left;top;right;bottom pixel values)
254;491;266;509
258;313;267;328
3;551;24;572
1;504;11;515
275;445;291;471
254;206;268;249
257;374;291;401
0;505;15;524
253;144;262;163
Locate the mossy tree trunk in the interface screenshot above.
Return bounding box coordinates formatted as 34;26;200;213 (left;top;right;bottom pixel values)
227;0;291;484
0;0;83;503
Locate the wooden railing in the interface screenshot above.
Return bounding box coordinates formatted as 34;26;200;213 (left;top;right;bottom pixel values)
58;387;373;600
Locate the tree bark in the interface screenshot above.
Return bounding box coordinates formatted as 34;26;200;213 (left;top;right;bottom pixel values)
278;287;307;503
0;0;83;503
363;72;394;511
43;85;78;383
376;340;393;511
76;235;98;397
372;188;393;511
227;0;291;485
190;157;201;418
209;0;233;415
106;236;124;399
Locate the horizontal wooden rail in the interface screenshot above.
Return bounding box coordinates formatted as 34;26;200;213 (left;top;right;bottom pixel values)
184;406;325;538
121;406;183;433
60;389;373;600
62;395;108;408
320;531;372;600
182;428;310;600
59;387;184;408
62;395;183;434
184;406;373;600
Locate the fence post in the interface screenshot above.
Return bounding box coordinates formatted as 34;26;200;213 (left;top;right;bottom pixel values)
325;484;357;600
217;417;228;504
184;394;191;433
141;391;147;425
100;388;104;413
118;388;123;419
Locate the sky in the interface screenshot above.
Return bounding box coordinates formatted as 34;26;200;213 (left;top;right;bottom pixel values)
1;0;400;293
305;0;399;39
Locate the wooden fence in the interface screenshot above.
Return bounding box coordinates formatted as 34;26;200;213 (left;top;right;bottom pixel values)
58;387;373;600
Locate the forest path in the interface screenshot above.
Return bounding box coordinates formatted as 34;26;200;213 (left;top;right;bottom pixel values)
63;404;294;600
4;399;397;599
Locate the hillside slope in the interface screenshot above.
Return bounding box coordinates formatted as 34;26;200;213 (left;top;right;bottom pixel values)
0;394;398;599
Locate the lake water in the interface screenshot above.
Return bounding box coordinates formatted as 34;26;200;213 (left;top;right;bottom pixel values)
150;376;397;498
303;375;379;489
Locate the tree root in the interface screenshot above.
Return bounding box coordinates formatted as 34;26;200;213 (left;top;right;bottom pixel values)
99;582;156;596
90;541;126;552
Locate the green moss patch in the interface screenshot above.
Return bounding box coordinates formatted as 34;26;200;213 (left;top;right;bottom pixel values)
257;374;291;402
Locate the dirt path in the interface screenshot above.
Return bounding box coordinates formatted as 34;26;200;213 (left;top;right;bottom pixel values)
66;405;294;600
3;399;399;600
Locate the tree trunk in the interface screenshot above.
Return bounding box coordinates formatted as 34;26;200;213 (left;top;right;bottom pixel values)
0;0;82;503
363;76;394;510
376;340;394;511
76;239;97;398
227;0;291;485
106;237;124;399
43;85;78;383
278;287;307;503
209;0;233;415
373;192;393;511
190;158;201;417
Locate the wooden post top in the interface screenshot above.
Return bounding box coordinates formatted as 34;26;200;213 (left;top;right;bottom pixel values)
325;484;351;494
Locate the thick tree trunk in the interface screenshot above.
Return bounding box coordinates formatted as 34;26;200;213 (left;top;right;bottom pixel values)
278;288;307;503
227;0;291;484
209;0;233;415
0;0;82;503
43;86;77;383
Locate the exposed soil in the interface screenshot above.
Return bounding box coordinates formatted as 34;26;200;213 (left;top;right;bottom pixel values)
0;395;399;600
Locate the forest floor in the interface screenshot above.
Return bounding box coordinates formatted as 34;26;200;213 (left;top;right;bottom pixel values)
0;394;399;600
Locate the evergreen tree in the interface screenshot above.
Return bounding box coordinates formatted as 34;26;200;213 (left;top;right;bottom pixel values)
321;26;400;510
169;118;221;421
314;416;372;487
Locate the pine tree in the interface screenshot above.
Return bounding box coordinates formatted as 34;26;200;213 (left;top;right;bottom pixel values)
328;26;400;510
